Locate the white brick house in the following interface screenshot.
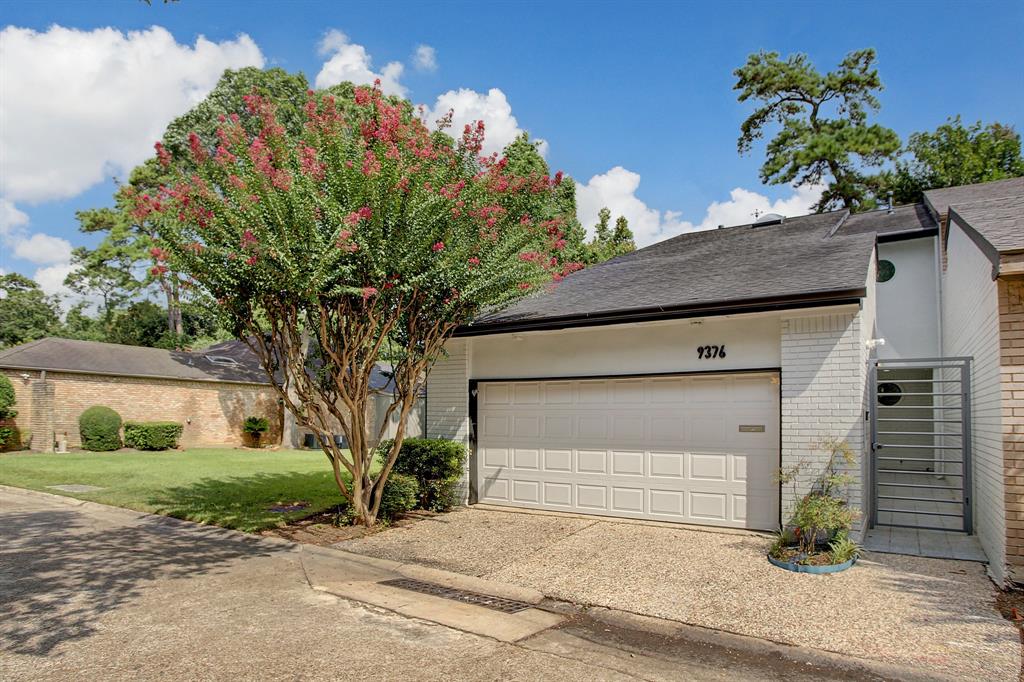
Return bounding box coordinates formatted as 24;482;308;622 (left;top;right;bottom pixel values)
426;178;1024;586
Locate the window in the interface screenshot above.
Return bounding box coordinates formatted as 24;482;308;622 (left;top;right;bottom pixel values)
205;355;240;366
877;259;895;283
878;382;902;406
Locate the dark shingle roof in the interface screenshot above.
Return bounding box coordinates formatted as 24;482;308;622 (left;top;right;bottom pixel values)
836;203;937;237
464;210;876;334
0;337;405;392
924;177;1024;217
0;338;269;384
949;195;1024;253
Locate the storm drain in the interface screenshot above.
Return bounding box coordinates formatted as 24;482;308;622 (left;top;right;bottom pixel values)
379;578;532;614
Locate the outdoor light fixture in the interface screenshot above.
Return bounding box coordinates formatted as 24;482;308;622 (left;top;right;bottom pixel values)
865;338;886;350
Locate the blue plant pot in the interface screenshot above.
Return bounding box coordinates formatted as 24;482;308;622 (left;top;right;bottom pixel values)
767;553;857;574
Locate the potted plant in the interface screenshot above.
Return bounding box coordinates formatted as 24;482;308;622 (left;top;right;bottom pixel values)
768;438;861;574
243;416;270;448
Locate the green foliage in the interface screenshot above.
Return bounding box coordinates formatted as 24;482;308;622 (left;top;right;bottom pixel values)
0;374;16;420
0;426;19;452
79;405;123;451
0;274;61;349
377;472;419;522
788;493;856;555
828;534;861;564
123;421;183;450
584;209;636;263
244;416;270;446
106;301;170;347
384;437;467;512
61;302;107;342
881;116;1024;204
734;48;900;212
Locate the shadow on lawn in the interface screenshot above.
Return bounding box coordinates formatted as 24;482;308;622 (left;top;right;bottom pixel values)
0;508;286;657
146;470;344;531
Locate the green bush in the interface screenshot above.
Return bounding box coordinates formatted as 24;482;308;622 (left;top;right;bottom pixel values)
0;374;15;420
379;437;467;512
79;406;122;451
243;416;270;446
124;421;183;451
0;424;19;452
377;473;419;521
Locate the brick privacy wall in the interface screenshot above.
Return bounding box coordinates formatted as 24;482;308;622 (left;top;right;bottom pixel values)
780;311;867;525
425;338;471;503
1;369;281;450
999;277;1024;583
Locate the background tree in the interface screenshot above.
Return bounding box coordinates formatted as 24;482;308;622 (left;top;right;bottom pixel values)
64;245;139;323
146;80;580;525
61;302;107;342
105;301;171;348
734;48;901;212
0;274;61;349
584;208;635;263
881;116;1024;204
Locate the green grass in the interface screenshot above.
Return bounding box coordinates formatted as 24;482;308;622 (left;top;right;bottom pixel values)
0;448;352;532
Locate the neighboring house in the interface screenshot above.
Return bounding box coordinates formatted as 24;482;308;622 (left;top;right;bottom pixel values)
0;338;424;452
425;177;1024;586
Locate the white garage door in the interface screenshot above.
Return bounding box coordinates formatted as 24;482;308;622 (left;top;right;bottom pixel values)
474;373;780;529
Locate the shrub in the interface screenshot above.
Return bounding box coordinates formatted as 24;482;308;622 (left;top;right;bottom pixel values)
0;425;19;452
79;406;122;451
124;421;183;451
377;473;418;522
243;416;270;446
0;374;15;419
380;438;467;512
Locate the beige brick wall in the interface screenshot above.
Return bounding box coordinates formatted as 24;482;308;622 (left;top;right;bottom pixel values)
1;369;281;450
999;277;1024;583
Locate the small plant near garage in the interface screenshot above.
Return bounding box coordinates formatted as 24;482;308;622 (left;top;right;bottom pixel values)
769;438;862;573
0;374;21;452
379;437;467;512
243;416;270;447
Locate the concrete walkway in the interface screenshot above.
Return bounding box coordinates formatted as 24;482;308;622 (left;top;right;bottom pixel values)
0;486;946;682
342;506;1021;681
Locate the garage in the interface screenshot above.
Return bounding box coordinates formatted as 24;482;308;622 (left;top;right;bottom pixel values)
472;372;780;530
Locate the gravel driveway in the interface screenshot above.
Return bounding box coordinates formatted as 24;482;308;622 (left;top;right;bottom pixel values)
342;506;1021;681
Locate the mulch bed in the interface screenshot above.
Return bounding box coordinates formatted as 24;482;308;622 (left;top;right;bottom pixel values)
261;508;436;546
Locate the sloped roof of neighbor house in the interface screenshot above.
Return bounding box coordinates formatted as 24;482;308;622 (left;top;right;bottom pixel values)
948;194;1024;254
923;177;1024;217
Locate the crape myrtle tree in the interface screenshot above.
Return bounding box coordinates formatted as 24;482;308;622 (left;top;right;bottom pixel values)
141;80;580;525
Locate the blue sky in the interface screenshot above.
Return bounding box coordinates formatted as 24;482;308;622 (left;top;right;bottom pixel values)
1;0;1022;301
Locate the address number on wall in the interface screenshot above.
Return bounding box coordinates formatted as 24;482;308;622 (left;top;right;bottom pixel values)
697;345;727;359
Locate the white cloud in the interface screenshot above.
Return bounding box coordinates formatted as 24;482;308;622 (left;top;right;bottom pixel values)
0;199;29;236
13;233;73;265
33;261;77;299
576;167;824;246
0;25;264;204
425;88;545;158
315;29;405;96
413;44;437;72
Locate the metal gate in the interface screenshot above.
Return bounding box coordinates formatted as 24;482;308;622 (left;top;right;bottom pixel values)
869;358;972;532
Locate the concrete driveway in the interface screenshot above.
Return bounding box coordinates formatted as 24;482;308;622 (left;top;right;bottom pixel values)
2;487;928;682
342;506;1021;681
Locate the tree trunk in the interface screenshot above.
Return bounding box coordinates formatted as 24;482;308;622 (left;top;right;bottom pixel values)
280;329;310;449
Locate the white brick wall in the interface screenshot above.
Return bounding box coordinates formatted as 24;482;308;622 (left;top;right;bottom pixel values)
425;338;471;502
780;310;868;525
942;224;1005;583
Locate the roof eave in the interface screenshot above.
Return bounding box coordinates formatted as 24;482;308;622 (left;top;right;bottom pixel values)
0;363;271;387
455;288;867;337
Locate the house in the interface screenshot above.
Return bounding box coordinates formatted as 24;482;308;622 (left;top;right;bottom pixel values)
0;337;424;451
425;177;1024;586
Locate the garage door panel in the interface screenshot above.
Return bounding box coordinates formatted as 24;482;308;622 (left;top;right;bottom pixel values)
476;373;779;530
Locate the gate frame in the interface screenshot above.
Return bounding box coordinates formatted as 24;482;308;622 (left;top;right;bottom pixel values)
869;357;973;534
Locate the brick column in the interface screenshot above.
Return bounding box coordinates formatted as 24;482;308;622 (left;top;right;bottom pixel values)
998;278;1024;584
29;375;56;452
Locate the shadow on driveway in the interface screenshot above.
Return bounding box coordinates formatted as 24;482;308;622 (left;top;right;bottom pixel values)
0;508;286;657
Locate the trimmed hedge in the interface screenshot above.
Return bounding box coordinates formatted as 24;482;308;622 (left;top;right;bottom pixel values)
124;421;183;451
380;437;467;512
79;406;122;451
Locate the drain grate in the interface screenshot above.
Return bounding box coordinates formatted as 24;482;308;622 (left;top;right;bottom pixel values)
379;578;532;614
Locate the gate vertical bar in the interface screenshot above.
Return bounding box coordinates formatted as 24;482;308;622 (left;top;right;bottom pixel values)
961;359;973;533
869;360;878;529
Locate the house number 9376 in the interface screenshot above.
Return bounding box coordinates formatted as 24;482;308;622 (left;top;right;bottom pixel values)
697;345;726;359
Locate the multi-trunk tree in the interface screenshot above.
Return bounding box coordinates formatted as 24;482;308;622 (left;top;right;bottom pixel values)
144;80;580;525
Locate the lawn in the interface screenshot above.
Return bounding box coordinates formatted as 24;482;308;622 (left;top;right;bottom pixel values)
0;448;351;532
